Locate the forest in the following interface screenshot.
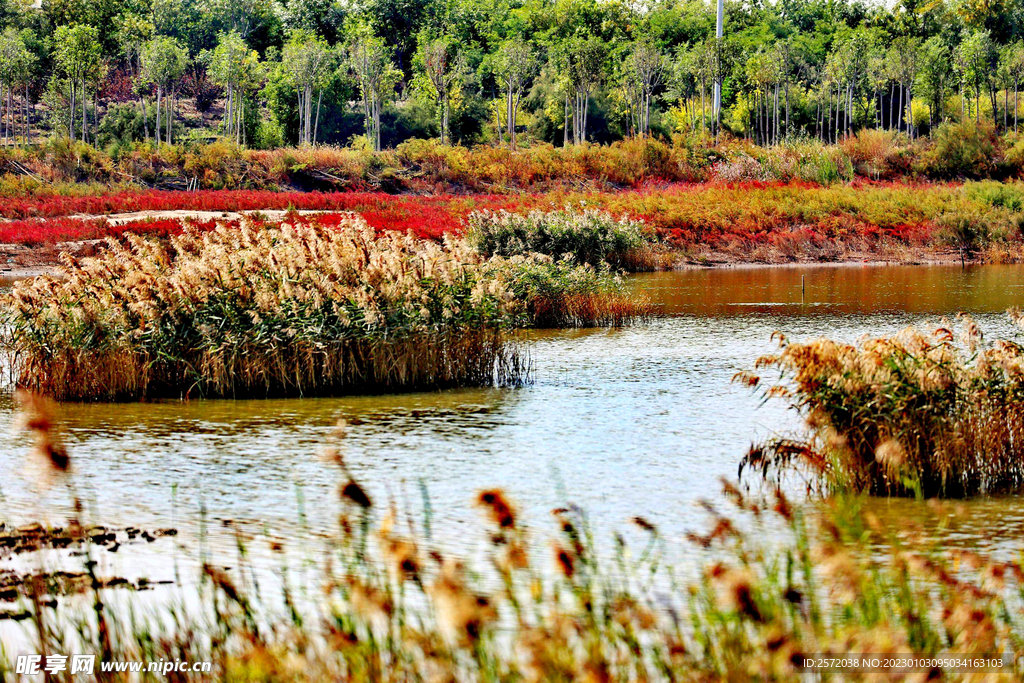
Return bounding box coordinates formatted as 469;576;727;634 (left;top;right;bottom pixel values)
0;0;1022;153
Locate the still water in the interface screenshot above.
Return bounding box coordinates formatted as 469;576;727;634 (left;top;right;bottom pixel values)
5;263;1024;584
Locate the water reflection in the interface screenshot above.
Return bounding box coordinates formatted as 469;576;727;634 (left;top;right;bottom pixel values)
638;263;1024;316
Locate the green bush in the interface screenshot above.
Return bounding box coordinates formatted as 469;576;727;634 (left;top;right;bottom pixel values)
254;120;285;150
97;102;155;148
965;180;1024;212
466;208;653;269
934;210;990;260
925;119;998;179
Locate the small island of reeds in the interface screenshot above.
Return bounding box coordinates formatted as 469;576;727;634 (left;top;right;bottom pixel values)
2;210;653;401
738;315;1024;497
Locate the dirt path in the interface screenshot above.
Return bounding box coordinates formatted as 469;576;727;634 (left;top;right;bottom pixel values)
63;208;335;225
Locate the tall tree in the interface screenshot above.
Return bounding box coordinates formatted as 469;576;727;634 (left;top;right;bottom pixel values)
115;14;154;141
53;24;101;144
348;27;399;152
142;36;187;146
889;36;921;136
0;28;35;146
621;39;665;137
416;34;465;146
564;36;606;145
208;31;262;144
283;30;332;145
492;37;536;149
915;37;951;129
1000;40;1024;132
955;31;996;123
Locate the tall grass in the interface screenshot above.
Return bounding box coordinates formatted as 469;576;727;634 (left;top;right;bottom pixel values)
495;255;653;327
738;316;1024;497
4;396;1022;681
2;220;529;401
465;207;659;271
1;215;654;401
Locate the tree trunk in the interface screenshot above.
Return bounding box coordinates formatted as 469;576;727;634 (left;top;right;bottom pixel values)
155;85;162;146
897;83;903;132
314;90;322;145
140;96;148;142
68;80;76;142
82;80;87;146
563;95;569;147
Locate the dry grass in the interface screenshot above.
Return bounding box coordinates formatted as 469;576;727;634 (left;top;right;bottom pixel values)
738;316;1024;497
4;399;1023;682
1;213;656;400
2;219;529;401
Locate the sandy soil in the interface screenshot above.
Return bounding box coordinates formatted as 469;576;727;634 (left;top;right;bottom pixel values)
64;208;334;225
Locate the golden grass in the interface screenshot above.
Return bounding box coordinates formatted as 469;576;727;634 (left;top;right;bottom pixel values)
3;219;529;401
1;212;656;401
739;316;1024;496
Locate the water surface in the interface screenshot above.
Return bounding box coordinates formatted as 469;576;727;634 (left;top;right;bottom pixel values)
4;263;1024;585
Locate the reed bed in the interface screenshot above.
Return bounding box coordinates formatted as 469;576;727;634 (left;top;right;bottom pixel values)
494;255;654;327
4;397;1023;682
1;214;654;400
466;207;659;271
2;220;530;401
738;316;1024;497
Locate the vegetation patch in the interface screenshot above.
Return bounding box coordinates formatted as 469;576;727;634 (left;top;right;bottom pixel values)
6;180;1024;266
738;316;1024;497
466;207;659;270
1;215;652;401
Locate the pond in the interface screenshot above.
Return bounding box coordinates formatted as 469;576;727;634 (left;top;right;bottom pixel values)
5;263;1024;593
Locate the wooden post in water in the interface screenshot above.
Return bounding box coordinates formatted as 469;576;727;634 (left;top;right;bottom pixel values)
801;274;805;303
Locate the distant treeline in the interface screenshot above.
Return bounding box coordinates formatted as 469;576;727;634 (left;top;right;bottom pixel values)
0;0;1023;151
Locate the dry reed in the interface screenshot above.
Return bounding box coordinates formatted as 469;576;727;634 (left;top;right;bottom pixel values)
739;316;1024;496
2;219;529;401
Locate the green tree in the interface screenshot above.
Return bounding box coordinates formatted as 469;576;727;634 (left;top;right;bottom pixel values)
0;27;35;146
915;36;951;129
619;40;665;138
282;30;333;145
999;40;1024;131
347;26;400;151
115;14;155;141
563;36;606;144
53;24;102;143
208;31;263;144
142;36;187;145
491;37;536;149
955;31;996;122
414;34;465;146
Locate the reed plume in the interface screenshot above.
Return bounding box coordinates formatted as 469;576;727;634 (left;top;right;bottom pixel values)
739;316;1024;496
2;219;528;400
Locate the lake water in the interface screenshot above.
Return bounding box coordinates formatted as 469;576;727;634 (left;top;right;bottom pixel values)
5;263;1024;596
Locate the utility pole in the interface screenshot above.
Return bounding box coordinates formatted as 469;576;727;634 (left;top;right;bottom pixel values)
713;0;723;134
